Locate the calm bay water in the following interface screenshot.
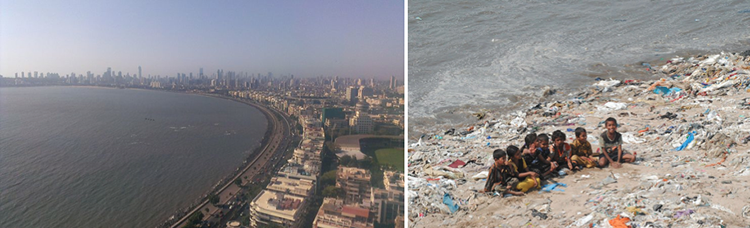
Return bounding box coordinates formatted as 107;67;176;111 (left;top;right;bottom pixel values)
409;0;750;134
0;86;267;228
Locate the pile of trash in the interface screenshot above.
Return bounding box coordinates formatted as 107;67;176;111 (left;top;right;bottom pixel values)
408;52;750;227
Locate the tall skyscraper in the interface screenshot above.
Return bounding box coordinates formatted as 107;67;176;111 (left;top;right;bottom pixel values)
199;68;203;77
358;86;373;98
138;66;142;78
346;87;358;102
390;76;396;89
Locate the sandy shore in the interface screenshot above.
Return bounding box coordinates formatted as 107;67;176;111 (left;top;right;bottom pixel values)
408;52;750;227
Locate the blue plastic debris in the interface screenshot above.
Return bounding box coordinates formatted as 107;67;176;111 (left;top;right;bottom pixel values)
653;86;670;95
540;182;567;192
675;131;696;151
443;193;459;213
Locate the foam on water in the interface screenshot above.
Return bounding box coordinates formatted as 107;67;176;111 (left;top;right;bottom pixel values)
409;0;750;134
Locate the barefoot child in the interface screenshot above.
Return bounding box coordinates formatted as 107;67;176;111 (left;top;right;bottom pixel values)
483;149;524;196
520;133;537;167
570;127;597;168
598;117;636;168
530;134;558;178
551;130;575;171
507;145;541;192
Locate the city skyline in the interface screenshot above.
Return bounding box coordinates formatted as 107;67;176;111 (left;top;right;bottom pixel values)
0;1;404;80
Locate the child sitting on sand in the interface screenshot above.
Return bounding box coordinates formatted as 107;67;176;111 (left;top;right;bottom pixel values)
520;133;537;167
529;134;558;178
570;127;597;168
482;149;525;196
507;145;541;192
598;117;636;168
551;130;576;171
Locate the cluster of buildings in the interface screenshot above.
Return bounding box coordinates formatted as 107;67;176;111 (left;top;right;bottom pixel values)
4;68;405;228
248;116;325;227
2;67;279;90
231;88;403;136
312;168;404;228
247;116;405;228
235;76;403;227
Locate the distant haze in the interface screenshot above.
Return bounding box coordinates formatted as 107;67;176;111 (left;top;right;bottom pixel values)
0;1;404;79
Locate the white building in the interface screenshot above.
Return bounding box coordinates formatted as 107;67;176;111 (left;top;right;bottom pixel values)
249;191;307;227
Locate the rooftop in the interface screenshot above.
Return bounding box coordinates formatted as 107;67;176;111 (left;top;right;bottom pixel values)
252;190;305;219
342;205;370;219
266;176;314;197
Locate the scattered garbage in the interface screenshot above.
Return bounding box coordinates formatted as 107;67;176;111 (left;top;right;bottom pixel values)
408;51;750;228
675;131;696;151
540;182;567;192
442;193;459;213
530;209;548;220
674;209;694;219
608;215;630;228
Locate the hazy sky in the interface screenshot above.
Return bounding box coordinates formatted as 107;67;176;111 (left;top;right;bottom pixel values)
0;1;404;79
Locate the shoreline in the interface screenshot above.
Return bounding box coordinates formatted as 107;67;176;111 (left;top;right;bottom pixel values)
163;90;292;228
407;49;748;139
408;51;750;227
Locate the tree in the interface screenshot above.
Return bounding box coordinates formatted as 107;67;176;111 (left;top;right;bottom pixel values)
359;156;373;169
347;156;359;167
234;178;242;187
339;155;352;167
320;170;337;187
295;123;303;133
322;186;344;198
325;141;341;154
209;194;220;205
183;211;204;228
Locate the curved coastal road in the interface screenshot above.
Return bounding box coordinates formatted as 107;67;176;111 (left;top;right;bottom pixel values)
170;95;292;228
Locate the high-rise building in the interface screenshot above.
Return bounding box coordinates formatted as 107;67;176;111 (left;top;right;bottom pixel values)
346;87;358;102
138;66;142;78
321;108;345;127
358;86;373;99
350;103;373;134
199;68;203;77
330;79;338;89
389;76;396;89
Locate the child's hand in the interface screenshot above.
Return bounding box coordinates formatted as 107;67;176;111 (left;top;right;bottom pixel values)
611;162;622;169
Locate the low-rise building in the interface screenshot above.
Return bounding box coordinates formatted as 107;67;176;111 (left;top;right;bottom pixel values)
337;167;371;204
313;198;373;228
249;191;307;227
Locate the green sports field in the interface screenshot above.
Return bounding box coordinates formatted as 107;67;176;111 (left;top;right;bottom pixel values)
374;148;404;172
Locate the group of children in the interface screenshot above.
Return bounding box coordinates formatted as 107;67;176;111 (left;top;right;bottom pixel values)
483;117;637;196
